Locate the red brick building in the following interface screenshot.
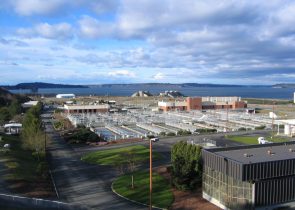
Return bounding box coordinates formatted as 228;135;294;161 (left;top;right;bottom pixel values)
158;96;247;112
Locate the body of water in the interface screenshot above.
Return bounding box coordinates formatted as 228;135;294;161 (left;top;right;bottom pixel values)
10;86;295;99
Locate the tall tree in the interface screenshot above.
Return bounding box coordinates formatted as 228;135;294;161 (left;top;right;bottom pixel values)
21;102;45;160
0;107;11;124
171;141;202;190
9;100;22;116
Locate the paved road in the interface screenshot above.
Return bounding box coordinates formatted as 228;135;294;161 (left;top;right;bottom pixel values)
0;159;9;194
44;117;146;210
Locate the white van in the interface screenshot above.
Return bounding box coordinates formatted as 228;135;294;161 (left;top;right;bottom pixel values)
150;137;159;142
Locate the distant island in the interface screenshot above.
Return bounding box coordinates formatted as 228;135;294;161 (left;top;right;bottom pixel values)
1;82;88;91
272;83;295;88
0;82;273;93
89;83;249;88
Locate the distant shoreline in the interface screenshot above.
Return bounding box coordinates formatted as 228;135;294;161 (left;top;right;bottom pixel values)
8;86;293;100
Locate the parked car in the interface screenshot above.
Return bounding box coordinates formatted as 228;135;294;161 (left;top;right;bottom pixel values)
150;137;159;142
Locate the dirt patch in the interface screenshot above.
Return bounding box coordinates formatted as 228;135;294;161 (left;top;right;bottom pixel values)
6;179;56;199
156;167;221;210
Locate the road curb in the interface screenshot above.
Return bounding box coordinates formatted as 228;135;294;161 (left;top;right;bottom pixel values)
111;182;165;210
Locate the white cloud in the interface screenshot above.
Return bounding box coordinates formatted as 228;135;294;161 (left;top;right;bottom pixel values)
11;0;66;16
153;72;165;80
108;70;136;78
78;16;115;38
6;0;118;16
17;22;73;40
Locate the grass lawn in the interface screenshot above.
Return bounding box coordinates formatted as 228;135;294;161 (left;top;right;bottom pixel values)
227;135;289;145
0;135;39;182
0;134;54;197
81;145;161;165
113;170;173;209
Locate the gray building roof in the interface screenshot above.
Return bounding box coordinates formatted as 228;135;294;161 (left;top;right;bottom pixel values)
212;142;295;164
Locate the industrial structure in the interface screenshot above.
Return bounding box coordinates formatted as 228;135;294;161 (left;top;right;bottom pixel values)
63;104;110;114
56;94;76;99
158;96;247;111
202;142;295;209
21;100;39;108
276;119;295;137
4;123;22;135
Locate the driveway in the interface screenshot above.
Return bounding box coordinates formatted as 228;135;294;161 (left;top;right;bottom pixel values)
45;122;146;210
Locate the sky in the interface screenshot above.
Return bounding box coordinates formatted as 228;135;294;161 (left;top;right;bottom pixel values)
1;0;295;85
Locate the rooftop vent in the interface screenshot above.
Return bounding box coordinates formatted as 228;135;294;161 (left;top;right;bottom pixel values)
267;149;275;155
244;153;253;158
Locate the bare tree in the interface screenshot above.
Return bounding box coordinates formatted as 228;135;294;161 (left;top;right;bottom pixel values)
122;149;139;189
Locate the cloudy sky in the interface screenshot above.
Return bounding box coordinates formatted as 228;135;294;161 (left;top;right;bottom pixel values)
1;0;295;85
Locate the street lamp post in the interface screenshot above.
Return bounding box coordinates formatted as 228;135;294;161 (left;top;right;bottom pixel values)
149;139;153;210
44;124;46;153
272;101;275;139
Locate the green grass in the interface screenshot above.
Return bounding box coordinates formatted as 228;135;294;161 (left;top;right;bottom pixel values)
113;171;173;209
243;98;291;105
0;135;39;182
227;135;289;145
81;145;161;165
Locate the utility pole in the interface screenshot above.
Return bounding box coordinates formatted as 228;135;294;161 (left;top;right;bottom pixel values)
226;101;229;132
44;123;46;153
149;139;153;210
272;101;275;139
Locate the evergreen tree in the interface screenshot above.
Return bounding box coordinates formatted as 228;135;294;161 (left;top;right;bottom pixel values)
0;107;11;124
171;141;202;190
8;100;22;116
21;102;44;160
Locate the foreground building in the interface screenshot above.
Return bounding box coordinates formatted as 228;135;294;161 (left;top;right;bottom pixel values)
158;96;246;111
202;142;295;209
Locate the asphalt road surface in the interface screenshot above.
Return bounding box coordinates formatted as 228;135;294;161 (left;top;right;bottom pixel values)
44;117;147;210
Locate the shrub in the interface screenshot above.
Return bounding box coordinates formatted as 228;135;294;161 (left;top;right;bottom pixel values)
171;141;202;191
255;125;266;130
166;132;176;136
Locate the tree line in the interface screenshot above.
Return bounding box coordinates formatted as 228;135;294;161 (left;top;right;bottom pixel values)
0;100;23;125
21;102;45;160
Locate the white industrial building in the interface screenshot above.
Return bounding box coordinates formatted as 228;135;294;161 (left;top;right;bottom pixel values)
4;123;22;135
56;94;75;99
276;119;295;137
22;101;39;108
64;104;110;114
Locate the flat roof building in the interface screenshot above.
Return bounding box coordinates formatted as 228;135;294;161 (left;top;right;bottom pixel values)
202;142;295;209
22;101;39;108
64;104;110;114
56;94;75;99
158;96;246;112
4;123;22;134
